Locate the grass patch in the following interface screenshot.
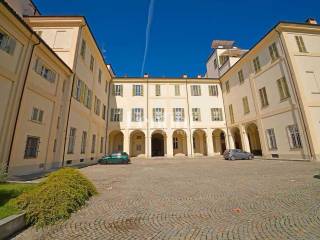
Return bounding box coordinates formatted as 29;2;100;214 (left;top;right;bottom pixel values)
0;183;36;220
14;168;97;227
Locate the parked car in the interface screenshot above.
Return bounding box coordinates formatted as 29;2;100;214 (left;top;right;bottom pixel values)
98;152;130;164
223;149;254;160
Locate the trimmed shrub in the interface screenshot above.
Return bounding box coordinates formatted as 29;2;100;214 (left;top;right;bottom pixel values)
14;168;97;227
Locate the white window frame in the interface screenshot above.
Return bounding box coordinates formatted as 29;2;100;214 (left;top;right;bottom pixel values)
191;85;201;96
81;131;87;154
113;84;123;96
155;84;161;96
0;30;16;55
253;57;261;73
209;85;218;96
111;108;123;122
24;136;40;159
259;87;269;108
287;125;302;149
211;108;223;121
133;85;143;96
132;108;144;122
174;85;181;96
174;108;184;122
192;108;201;121
266;128;277;150
31;107;44;123
277;77;290;100
269;42;279;61
153;108;164;122
67;127;76;154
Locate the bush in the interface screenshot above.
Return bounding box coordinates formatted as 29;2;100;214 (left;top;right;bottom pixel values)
0;165;7;183
14;168;97;227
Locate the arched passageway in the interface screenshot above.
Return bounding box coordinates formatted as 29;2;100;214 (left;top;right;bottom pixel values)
130;130;146;157
172;130;188;156
108;131;124;154
246;123;262;156
231;127;242;150
193;129;207;156
212;129;226;155
151;130;167;157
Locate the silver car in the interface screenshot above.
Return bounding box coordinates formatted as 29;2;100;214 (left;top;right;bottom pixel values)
223;149;254;160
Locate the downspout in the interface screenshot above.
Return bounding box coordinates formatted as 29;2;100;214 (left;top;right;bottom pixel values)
146;77;149;157
105;79;112;154
6;34;40;172
62;23;87;167
275;29;314;160
185;78;193;156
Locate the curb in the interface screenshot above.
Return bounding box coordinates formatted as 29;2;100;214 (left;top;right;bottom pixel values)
0;213;26;239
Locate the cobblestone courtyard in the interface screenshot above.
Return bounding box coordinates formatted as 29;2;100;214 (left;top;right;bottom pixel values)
15;157;320;240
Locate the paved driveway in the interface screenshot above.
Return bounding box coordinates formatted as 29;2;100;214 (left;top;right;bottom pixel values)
15;157;320;240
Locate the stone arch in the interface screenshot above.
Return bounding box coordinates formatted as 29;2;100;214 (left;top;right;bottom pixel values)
230;127;242;150
172;129;188;156
130;130;146;157
151;130;167;157
108;130;124;154
246;123;262;156
212;129;226;155
193;129;207;156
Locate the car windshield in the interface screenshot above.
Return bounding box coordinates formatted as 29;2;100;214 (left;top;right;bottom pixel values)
111;153;121;157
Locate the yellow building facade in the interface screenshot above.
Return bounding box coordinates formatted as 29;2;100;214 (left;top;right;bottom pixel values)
1;0;320;178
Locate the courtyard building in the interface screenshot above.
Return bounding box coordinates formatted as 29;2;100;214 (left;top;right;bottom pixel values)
0;0;320;177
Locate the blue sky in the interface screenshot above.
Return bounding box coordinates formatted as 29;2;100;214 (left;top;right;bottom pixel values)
34;0;320;77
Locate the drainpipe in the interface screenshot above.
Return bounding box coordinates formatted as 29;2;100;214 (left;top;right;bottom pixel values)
105;79;112;154
6;34;40;172
146;77;149;158
62;23;87;167
275;29;314;160
185;78;193;156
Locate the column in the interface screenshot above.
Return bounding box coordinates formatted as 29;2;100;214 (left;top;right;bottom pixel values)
123;130;130;154
145;131;150;158
206;129;214;156
227;129;235;149
240;125;250;152
166;130;173;157
147;133;152;158
186;132;192;157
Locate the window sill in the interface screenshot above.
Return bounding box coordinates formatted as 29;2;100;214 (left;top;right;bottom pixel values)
289;147;303;151
280;97;290;103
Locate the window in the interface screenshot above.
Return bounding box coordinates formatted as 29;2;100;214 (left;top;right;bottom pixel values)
34;58;56;83
133;85;143;96
84;88;92;109
192;108;201;121
153;108;164;122
287;125;302;149
259;87;269;108
102;104;106;120
74;79;81;101
0;31;16;55
174;85;180;96
110;108;123;122
113;84;123;96
269;42;279;61
100;137;104;153
90;55;94;71
266;128;277;150
24;136;40;159
277;77;290;100
155;84;161;96
209;85;218;96
94;96;101;116
213;59;218;69
225;81;230;93
253;57;261;73
173;137;178;149
211;108;223;121
173;108;184;122
229;105;234;124
132;108;144;122
31;107;44;123
80;39;86;58
242;96;250;114
67;127;76;154
191;85;201;96
238;70;244;84
295;36;307;53
219;55;229;66
81;131;87;154
53;139;57;152
98;69;102;84
91;134;96;153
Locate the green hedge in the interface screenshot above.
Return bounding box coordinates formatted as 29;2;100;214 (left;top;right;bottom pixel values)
14;168;97;227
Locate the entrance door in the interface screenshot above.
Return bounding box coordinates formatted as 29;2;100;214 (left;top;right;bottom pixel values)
152;134;164;157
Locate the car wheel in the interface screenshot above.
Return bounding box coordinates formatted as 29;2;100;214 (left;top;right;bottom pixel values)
249;156;253;160
230;156;236;160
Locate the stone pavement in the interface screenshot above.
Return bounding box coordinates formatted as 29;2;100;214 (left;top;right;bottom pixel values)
14;157;320;239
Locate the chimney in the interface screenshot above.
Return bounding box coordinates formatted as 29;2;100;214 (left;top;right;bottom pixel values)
197;74;202;79
182;74;188;78
144;73;149;78
306;18;317;25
